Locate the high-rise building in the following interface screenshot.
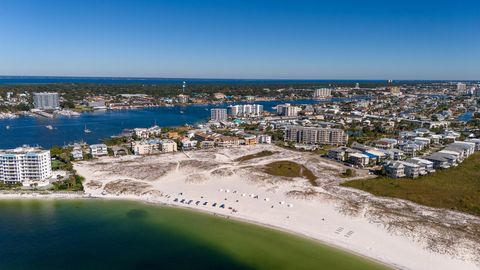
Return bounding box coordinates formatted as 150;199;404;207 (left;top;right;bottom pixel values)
284;125;348;146
33;92;60;110
457;83;467;91
276;103;301;117
227;104;263;117
313;88;332;99
0;147;52;184
211;108;228;121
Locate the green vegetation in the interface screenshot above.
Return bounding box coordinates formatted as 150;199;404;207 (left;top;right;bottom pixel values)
50;175;84;191
340;168;356;178
342;152;480;216
50;146;73;171
264;161;318;186
0;182;22;190
235;150;275;162
49;146;84;191
103;136;130;146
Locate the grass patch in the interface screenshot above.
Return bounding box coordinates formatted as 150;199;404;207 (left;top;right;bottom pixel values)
235;150;275;162
339;168;356;178
341;151;480;216
264;161;318;186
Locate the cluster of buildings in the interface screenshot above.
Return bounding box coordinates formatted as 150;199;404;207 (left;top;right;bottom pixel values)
327;128;479;179
384;141;476;178
192;131;271;148
132;139;177;155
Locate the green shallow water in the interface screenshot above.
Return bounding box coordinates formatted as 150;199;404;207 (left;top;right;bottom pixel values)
0;200;389;270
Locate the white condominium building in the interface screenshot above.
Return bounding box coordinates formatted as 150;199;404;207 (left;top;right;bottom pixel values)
0;147;52;184
284;125;348;146
33;92;60;110
211;108;228;121
228;104;264;117
276;104;301;117
313;88;332;99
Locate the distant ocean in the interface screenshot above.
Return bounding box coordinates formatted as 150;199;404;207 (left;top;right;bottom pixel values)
0;76;397;85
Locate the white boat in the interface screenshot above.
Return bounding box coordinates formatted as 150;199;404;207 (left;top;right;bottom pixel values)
46;125;53;130
84;124;91;133
5;125;10;129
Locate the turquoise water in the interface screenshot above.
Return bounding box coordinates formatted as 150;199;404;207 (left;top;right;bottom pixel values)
0;200;388;270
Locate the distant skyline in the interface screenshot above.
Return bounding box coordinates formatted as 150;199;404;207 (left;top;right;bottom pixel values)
1;0;479;80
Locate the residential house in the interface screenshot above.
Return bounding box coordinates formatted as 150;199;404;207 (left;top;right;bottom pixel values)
384;161;406;178
243;135;257;145
399;161;420;178
256;134;272;144
408;158;435;174
348;153;370;167
89;144;108;157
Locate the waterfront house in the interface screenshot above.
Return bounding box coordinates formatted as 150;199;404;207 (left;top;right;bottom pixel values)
159;139;178;153
131;140;160;155
89;144;108;157
71;148;84;160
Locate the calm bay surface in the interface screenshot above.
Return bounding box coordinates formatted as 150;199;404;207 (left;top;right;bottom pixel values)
0;199;388;270
0;98;366;149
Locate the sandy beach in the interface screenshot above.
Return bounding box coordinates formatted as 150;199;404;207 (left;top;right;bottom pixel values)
3;145;479;270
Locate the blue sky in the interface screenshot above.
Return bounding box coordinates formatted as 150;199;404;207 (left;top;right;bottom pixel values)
0;0;479;80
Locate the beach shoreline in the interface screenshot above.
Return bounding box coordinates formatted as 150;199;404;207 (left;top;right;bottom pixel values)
0;193;395;269
2;145;479;270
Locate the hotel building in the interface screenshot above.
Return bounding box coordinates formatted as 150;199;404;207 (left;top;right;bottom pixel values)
284;125;348;146
33;92;60;110
211;108;228;121
228;104;264;117
313;88;332;99
0;147;52;184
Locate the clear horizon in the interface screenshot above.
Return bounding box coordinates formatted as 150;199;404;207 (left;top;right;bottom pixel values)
1;0;479;80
